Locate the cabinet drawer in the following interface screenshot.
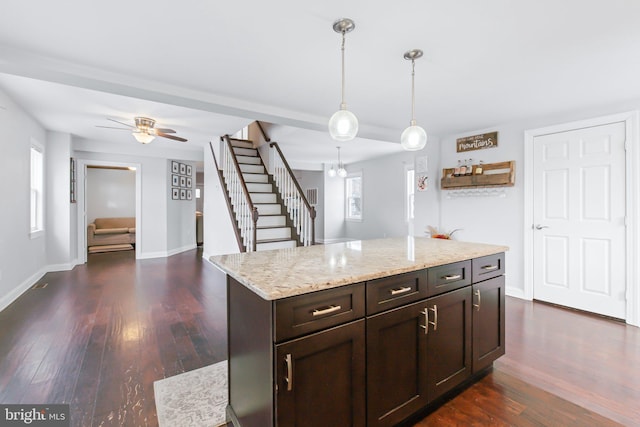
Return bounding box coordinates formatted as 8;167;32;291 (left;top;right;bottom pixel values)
427;260;471;296
472;253;505;282
366;269;428;315
274;283;365;342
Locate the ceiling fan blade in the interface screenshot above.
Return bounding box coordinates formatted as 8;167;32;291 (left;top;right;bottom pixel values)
96;125;131;130
157;132;188;142
155;128;176;133
107;118;135;128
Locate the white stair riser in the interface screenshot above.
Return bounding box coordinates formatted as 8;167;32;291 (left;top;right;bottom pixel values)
257;228;291;240
256;204;281;215
230;140;253;149
257;216;286;227
257;240;298;251
233;147;258;157
246;183;272;193
243;173;269;183
235;155;262;165
239;164;264;174
251;193;277;204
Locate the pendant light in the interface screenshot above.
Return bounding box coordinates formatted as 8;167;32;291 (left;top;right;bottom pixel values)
327;147;347;178
328;18;358;141
401;49;427;151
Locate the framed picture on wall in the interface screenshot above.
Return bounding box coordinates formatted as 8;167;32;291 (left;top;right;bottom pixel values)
186;177;192;188
187;189;193;200
180;163;186;175
172;175;179;187
180;189;186;200
172;161;179;173
180;176;186;187
186;165;192;176
172;188;179;200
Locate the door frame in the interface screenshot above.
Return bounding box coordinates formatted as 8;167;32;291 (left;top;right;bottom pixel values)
524;111;640;327
76;159;142;263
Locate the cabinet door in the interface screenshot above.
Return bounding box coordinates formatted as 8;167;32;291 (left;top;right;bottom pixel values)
367;301;429;427
275;320;365;427
426;286;472;401
472;276;506;373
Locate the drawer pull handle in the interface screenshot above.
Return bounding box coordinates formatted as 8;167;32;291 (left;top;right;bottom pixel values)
473;289;481;311
390;286;412;296
481;265;499;271
285;354;293;391
420;309;429;335
312;305;342;316
443;274;462;281
429;305;438;331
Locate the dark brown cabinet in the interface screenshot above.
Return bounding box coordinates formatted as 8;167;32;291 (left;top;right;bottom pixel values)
425;286;472;401
367;301;429;427
472;275;505;373
226;252;506;427
275;320;366;427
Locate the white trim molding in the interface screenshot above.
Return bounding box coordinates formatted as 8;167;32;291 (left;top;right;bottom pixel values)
524;111;640;327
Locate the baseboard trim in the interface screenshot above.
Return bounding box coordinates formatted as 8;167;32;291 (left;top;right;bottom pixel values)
168;244;197;257
0;267;47;313
47;262;76;272
506;286;528;300
138;251;168;260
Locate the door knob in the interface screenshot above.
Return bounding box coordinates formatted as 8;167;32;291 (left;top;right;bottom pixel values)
534;224;549;230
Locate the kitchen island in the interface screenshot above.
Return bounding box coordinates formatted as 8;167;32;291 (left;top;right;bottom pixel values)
211;237;508;427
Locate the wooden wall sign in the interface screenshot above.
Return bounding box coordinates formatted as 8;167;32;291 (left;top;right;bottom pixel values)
456;132;498;152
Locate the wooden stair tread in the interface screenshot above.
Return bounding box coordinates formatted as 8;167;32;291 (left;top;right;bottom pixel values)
256;238;298;244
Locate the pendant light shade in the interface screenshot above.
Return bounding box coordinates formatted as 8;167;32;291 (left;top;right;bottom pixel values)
328;147;347;178
329;18;358;141
401;49;427;151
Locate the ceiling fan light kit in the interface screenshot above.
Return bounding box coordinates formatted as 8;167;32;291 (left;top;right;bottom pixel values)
328;18;359;142
97;116;188;144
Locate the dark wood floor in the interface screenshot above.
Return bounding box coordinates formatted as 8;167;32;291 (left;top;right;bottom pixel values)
1;249;638;426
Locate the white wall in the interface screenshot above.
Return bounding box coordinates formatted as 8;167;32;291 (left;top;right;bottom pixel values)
167;159;197;254
294;169;324;242
342;138;441;241
74;138;202;258
0;88;48;311
203;142;241;258
86;168;136;223
46;131;76;269
438;101;640;298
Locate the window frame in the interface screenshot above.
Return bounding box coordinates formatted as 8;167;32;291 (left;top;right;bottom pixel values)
345;171;363;222
405;165;415;222
30;140;44;238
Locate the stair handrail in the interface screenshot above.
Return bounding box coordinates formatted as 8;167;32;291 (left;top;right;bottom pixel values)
209;141;244;252
221;135;259;252
269;141;316;246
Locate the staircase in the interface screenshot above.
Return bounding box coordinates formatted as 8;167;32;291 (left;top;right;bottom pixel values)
226;138;298;251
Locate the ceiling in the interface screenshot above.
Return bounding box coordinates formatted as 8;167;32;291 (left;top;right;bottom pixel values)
1;0;639;168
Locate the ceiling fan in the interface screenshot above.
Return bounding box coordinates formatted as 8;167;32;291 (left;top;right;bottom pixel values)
97;117;188;144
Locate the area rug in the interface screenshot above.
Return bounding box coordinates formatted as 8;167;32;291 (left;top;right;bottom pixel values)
154;360;228;427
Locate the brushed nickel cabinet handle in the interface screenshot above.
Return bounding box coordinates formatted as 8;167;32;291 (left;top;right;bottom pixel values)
443;274;462;281
473;289;481;311
312;305;342;316
420;309;429;335
481;265;498;271
285;353;293;391
390;286;412;296
428;305;438;331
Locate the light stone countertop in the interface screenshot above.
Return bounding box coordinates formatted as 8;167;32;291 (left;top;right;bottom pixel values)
210;237;508;301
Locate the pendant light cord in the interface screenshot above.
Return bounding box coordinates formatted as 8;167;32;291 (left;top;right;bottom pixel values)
341;31;346;107
411;59;416;124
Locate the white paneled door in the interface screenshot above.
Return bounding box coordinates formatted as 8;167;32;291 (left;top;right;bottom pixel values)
533;121;626;319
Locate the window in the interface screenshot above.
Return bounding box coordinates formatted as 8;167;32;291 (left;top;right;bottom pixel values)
406;167;415;221
345;173;362;221
30;144;44;237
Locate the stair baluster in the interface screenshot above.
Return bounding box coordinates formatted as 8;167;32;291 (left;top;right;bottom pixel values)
269;142;316;246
